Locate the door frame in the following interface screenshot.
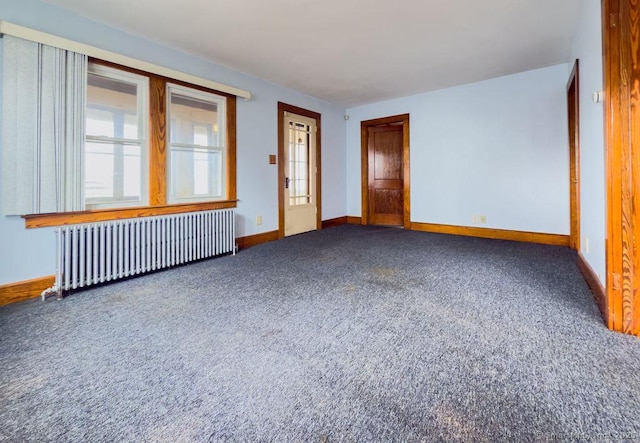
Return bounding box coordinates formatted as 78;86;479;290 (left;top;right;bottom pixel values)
601;0;640;335
277;102;322;239
567;59;581;251
360;114;410;228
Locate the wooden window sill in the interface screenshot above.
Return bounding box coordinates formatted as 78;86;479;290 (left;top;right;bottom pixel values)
23;200;238;228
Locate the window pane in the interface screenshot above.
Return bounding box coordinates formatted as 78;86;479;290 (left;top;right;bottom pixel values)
167;85;226;203
87;72;140;139
85;64;147;209
85;142;142;201
123;145;142;198
193;149;209;195
124;114;138;140
170;147;222;200
169;93;220;146
193;124;210;147
288;123;310;205
86;109;115;138
85;142;115;199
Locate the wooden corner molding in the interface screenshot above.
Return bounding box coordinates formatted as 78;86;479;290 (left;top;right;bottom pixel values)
577;252;607;324
410;222;570;247
0;275;55;307
322;217;348;229
236;230;279;250
322;216;362;227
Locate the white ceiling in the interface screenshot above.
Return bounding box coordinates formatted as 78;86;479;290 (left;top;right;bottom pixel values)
41;0;582;107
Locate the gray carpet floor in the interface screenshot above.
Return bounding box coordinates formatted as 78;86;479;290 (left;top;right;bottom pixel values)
1;225;640;442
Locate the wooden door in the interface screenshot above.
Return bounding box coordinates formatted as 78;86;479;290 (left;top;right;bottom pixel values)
283;112;317;236
368;124;403;226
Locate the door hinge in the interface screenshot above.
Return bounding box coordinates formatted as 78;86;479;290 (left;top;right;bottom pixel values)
610;12;618;28
612;272;621;291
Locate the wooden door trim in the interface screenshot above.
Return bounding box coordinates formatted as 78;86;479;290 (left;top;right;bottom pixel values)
277;102;322;239
567;59;581;251
601;0;640;335
360;114;410;228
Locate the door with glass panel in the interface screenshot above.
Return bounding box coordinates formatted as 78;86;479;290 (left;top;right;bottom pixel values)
284;112;317;236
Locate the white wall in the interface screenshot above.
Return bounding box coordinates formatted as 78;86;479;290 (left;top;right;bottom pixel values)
346;64;571;235
571;0;605;284
0;0;346;284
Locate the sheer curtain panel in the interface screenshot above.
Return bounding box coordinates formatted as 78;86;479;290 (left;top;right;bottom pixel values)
1;35;86;215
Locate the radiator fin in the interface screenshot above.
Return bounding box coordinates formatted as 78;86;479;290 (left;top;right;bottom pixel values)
51;209;235;296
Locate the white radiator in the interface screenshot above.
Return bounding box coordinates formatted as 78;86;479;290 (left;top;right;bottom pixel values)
42;208;235;300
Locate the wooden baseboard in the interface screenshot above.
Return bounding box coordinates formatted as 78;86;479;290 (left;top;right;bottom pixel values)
0;275;55;307
577;251;608;322
410;222;570;247
322;216;348;229
236;230;279;250
321;216;362;227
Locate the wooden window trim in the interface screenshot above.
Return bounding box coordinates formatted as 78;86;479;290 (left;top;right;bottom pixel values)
23;200;238;228
23;58;237;229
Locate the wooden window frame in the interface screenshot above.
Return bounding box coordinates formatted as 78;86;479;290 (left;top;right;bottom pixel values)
165;83;228;204
85;63;150;210
23;59;237;228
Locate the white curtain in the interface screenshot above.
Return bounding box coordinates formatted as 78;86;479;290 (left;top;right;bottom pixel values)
1;35;87;215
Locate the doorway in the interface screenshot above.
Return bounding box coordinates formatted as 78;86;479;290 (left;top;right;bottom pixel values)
277;102;321;237
567;60;580;251
361;114;410;228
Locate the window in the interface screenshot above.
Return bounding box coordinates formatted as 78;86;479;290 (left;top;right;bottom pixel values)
2;35;239;226
85;64;149;209
167;84;226;203
77;60;236;221
288;120;311;205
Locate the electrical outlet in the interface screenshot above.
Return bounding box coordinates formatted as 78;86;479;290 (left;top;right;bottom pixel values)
479;215;487;224
584;237;589;254
256;215;262;226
